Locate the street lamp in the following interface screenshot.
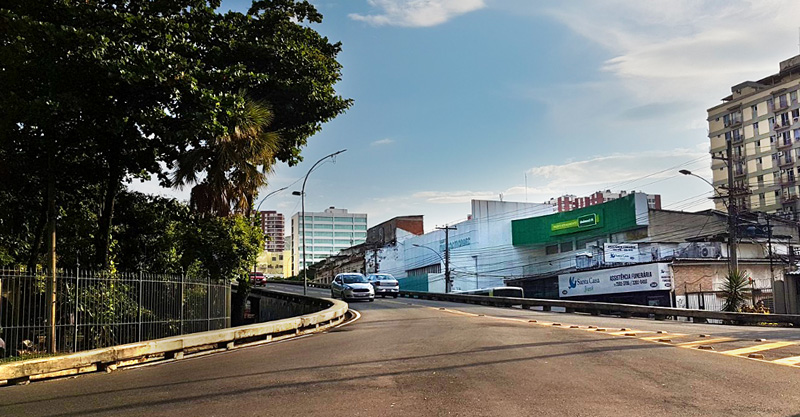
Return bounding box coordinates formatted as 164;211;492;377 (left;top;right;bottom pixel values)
295;149;347;295
412;244;449;292
679;169;737;272
472;255;479;290
252;186;289;277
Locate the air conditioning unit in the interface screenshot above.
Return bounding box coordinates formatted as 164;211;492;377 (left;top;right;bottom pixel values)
778;151;785;156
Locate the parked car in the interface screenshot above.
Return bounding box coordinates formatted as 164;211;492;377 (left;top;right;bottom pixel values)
249;272;267;286
366;273;400;298
330;273;374;302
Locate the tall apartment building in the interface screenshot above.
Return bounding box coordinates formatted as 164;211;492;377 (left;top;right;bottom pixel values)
257;210;285;252
546;190;661;213
291;207;367;275
707;54;800;218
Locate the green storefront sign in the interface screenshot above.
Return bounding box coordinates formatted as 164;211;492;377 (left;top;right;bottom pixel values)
550;214;598;233
511;194;646;246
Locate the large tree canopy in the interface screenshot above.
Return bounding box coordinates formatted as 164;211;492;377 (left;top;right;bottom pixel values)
0;0;351;269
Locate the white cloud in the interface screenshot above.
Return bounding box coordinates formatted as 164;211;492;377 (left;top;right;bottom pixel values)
349;0;485;27
412;190;497;204
371;138;395;146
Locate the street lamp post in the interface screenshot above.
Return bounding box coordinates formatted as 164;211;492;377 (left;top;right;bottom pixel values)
252;186;288;276
472;255;478;290
294;149;347;295
412;244;449;292
679;169;737;272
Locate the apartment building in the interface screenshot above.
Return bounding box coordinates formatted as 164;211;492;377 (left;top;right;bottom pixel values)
707;54;800;218
546;190;661;213
291;207;367;275
257;210;285;252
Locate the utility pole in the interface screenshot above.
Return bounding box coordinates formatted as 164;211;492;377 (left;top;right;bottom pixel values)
711;139;743;273
437;225;457;293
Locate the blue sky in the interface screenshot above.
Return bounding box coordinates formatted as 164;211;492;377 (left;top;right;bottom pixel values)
132;0;800;232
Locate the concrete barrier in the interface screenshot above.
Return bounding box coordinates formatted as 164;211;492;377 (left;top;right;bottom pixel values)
397;290;800;327
0;288;347;386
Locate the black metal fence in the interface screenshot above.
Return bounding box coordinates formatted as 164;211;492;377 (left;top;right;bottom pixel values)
0;268;230;359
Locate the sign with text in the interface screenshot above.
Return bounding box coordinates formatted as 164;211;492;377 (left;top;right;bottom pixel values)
549;211;602;236
603;243;639;263
558;263;672;298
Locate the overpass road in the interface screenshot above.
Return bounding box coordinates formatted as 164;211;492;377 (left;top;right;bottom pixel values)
2;283;800;416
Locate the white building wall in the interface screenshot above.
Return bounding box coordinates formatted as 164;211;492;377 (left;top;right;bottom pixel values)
372;200;554;293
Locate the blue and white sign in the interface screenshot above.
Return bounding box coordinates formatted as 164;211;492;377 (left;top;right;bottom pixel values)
604;243;639;263
558;263;672;298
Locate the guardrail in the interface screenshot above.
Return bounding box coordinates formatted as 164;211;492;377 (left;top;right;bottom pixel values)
264;279;330;289
0;288;347;386
396;290;800;327
264;280;799;326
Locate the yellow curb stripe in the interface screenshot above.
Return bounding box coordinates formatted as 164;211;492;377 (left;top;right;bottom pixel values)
676;338;734;347
639;334;689;341
721;342;796;356
773;355;800;366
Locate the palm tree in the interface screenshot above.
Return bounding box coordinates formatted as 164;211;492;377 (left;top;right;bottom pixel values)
721;269;750;312
172;97;279;217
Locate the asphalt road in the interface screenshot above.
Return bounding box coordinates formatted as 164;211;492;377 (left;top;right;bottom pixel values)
2;284;800;417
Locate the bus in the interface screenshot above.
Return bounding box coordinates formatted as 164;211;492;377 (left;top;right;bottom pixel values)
454;286;524;298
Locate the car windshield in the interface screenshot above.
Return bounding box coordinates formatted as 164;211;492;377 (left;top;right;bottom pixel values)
370;274;394;280
342;274;367;284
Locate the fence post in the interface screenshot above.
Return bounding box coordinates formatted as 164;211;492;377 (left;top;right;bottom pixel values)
180;271;185;335
73;271;79;352
138;271;143;342
207;275;212;331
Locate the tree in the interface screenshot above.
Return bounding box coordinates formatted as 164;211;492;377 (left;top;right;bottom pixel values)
722;269;750;312
1;0;351;270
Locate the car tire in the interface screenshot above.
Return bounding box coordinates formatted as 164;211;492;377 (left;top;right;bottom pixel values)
369;298;374;302
392;295;398;298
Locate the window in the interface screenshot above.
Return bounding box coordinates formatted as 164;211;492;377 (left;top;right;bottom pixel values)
756;157;762;164
354;218;367;224
545;245;558;255
755;140;761;147
767;98;774;110
792;91;798;103
752;104;758;118
334;224;352;230
314;232;333;237
333;217;352;223
559;241;574;253
314;224;333;230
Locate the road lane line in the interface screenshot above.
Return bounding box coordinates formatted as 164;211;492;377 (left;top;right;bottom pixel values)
720;341;796;356
609;331;654;336
640;334;689;341
773;356;800;366
676;338;734;347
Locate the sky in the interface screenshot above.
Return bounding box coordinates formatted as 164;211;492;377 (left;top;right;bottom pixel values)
131;0;800;233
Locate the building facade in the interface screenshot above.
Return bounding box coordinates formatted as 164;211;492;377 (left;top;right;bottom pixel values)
707;54;800;218
291;207;367;275
257;210;285;252
546;190;661;213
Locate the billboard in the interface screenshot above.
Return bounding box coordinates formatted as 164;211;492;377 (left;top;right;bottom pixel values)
558;263;672;298
604;243;639;263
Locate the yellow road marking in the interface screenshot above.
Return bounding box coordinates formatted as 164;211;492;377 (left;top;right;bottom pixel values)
640;334;689;341
676;338;734;347
721;342;796;356
609;330;654;336
773;356;800;366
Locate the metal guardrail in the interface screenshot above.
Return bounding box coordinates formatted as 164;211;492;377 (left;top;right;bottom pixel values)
265;280;800;326
0;288;347;386
396;290;800;327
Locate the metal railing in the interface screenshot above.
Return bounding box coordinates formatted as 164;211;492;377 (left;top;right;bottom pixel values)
0;268;230;360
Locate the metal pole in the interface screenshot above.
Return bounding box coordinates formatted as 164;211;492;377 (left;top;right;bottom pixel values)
180;271;185;335
726;139;739;272
207;274;212;331
767;215;775;310
472;255;479;290
297;149;347;295
138;271;142;342
73;271;79;352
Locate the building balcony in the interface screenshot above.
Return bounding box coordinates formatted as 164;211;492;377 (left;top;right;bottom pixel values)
772;102;790;113
724;118;743;128
779;157;795;167
780;176;797;186
778;139;794;150
774;122;792;132
782;194;799;204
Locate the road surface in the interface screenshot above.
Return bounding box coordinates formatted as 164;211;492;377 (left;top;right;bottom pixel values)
2;283;800;416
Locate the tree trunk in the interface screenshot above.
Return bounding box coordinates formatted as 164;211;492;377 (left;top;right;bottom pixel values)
94;171;121;270
26;202;48;271
231;277;251;326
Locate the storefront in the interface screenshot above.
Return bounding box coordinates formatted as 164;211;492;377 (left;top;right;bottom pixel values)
556;262;673;306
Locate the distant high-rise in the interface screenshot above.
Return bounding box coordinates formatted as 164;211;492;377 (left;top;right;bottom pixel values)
546;190;661;213
707;54;800;218
258;210;285;252
291;207;367;275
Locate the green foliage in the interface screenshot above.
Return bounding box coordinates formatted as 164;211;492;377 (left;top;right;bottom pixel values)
722;269;750;312
181;215;264;283
1;0;350;269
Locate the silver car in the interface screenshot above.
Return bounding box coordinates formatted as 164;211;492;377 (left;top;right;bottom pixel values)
330;273;375;302
367;273;400;298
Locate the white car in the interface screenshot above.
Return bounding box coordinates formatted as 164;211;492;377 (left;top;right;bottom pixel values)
330;273;375;302
367;273;400;298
